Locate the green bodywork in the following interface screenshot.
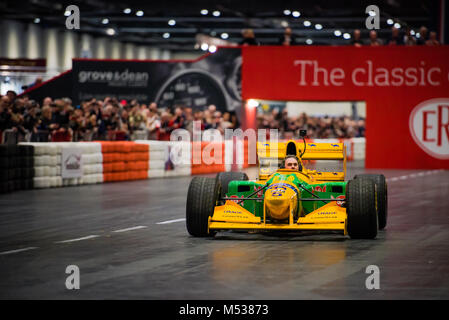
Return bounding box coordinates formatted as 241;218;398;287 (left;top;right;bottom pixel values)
226;172;347;218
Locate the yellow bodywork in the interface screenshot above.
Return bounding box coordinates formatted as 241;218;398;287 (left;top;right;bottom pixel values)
208;140;348;235
209;200;347;234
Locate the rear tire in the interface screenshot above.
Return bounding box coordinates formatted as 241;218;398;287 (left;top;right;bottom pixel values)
355;174;388;230
186;177;221;237
346;178;378;239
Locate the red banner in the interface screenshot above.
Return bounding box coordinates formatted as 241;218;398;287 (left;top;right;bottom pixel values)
242;46;449;169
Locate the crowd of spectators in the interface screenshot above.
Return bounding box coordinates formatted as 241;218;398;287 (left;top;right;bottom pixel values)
256;109;365;140
241;25;440;46
1;89;364;144
0;92;242;143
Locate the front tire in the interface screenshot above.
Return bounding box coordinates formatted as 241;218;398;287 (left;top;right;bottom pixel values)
186;177;221;237
215;171;249;199
346;178;378;239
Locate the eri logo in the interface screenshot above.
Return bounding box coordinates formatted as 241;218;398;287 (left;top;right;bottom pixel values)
409;98;449;159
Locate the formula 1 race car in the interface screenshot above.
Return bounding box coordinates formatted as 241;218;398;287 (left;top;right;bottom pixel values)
186;132;387;239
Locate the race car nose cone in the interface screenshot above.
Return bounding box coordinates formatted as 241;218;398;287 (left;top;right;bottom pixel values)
265;184;298;220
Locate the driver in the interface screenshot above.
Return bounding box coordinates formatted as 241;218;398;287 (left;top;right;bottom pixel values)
284;155;300;171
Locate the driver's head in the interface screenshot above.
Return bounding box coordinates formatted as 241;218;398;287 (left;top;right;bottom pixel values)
284;156;299;171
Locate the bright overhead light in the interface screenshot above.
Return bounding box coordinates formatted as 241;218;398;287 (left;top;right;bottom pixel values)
163;32;170;39
315;24;323;30
283;9;291;15
247;99;259;108
209;45;217;53
305;39;313;45
369;10;376;16
334;30;342;37
303;20;311;27
343;33;351;39
221;33;229;39
123;8;131;14
387;18;394;25
416;33;421;38
394;22;401;29
201;43;209;51
292;11;300;18
201;9;208;15
212;10;220;17
410;30;416;35
102;18;109;24
136;10;144;17
168;19;176;26
106;28;115;36
64;10;71;17
34;18;40;23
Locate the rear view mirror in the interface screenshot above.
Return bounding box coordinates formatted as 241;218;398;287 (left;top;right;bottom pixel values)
299;130;307;137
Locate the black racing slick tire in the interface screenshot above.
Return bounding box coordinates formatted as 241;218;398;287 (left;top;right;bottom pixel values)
186;177;221;237
215;171;249;198
355;174;388;230
346;178;378;239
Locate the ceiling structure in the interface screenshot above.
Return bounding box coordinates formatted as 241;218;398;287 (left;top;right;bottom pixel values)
0;0;437;51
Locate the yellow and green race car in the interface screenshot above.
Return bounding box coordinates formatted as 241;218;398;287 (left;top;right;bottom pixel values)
186;135;387;239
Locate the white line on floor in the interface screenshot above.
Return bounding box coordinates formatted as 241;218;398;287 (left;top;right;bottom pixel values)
0;247;38;255
156;218;186;225
386;169;444;183
112;226;147;233
54;235;100;244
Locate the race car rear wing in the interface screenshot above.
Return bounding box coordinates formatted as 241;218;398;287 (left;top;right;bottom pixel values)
257;140;347;181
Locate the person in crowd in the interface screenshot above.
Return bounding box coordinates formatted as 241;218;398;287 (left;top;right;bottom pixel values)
426;31;440;45
404;27;417;45
6;90;17;103
240;29;259;45
146;103;161;140
23;103;40;138
369;30;382;46
351;29;363;47
42;97;53;107
388;27;403;45
129;105;147;131
417;26;428;45
84;114;100;140
279;27;297;46
0;96;14;132
157;111;175;141
27;77;43;90
38;105;53;132
221;112;233;131
50;99;70;134
171;107;186;130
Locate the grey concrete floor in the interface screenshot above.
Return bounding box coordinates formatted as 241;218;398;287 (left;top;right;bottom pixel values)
0;165;448;299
